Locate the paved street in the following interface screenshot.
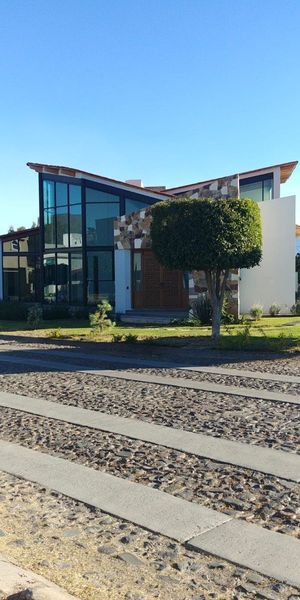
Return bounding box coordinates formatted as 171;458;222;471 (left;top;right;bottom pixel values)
0;340;299;599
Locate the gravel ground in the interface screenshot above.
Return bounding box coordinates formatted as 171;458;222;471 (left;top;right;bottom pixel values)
125;366;300;395
0;365;298;454
0;407;299;538
0;472;299;600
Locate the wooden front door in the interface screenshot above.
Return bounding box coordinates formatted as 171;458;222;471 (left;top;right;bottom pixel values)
133;250;188;309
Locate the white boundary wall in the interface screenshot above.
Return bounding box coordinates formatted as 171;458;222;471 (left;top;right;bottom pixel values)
240;196;296;315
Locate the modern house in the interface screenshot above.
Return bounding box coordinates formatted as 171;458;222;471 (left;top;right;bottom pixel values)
0;160;297;316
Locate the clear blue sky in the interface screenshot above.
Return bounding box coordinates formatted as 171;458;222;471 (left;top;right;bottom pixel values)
0;0;299;231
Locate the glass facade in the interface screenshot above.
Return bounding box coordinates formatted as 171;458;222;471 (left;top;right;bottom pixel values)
240;175;273;202
2;231;40;301
1;174;158;305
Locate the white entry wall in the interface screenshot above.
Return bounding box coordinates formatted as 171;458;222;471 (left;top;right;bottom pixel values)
240;195;296;315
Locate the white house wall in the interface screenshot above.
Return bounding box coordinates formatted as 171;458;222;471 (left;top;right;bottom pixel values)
240;195;296;315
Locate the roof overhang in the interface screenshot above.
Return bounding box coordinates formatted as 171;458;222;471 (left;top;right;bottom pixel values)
27;162;169;201
164;161;298;193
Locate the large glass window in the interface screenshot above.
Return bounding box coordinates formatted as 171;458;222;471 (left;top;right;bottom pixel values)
56;182;68;207
87;250;114;304
240;176;273;202
3;256;19;301
44;209;56;248
3;238;19;252
56;206;69;248
19;255;36;301
70;254;83;303
43;181;55;209
42;179;83;250
69;204;82;247
69;184;81;205
19;232;39;253
57;254;69;303
86;203;119;246
43;254;56;303
86;188;119;203
125;198;148;215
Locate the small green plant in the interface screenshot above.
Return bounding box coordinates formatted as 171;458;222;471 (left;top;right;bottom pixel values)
112;333;125;342
123;333;138;343
49;327;63;338
291;300;300;316
89;300;114;333
269;303;281;317
250;303;263;320
192;294;212;325
27;305;43;329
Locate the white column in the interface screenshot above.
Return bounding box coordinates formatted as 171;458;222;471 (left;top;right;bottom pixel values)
114;250;132;313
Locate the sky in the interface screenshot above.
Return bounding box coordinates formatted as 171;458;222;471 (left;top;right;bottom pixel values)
0;0;300;232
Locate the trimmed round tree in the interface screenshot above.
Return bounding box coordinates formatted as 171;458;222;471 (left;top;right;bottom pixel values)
151;197;262;339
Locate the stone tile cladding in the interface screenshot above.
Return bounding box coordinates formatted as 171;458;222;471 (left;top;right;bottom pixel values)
172;174;239;200
114;176;240;315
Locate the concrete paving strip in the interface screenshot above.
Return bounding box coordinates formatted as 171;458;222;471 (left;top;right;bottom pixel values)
0;441;300;588
188;519;300;588
0;353;299;406
0;440;230;543
0;553;78;599
0;391;299;482
1;344;300;383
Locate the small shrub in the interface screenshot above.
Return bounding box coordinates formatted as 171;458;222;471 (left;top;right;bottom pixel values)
27;305;43;329
250;304;263;320
89;299;114;333
291;301;300;316
221;294;236;324
269;303;281;317
112;334;125;342
123;333;138;343
192;294;212;325
48;327;63;338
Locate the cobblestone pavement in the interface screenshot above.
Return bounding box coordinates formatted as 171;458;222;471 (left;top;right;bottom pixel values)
0;341;299;599
0;472;299;600
0;408;299;538
0;366;298;453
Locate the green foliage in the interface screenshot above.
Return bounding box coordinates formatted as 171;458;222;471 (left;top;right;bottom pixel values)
191;294;212;324
151;197;262;271
250;304;263;320
89;299;114;332
112;333;125;342
123;333;138;343
0;301;28;320
27;305;43;329
291;300;300;316
48;327;63;338
269;303;281;317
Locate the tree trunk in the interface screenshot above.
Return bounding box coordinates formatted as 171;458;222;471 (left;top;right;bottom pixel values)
205;269;229;340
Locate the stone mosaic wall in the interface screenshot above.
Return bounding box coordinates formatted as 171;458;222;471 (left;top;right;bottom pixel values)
171;174;239;200
114;203;239;316
114;207;153;250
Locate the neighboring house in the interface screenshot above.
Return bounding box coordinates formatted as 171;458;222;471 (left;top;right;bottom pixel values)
296;224;300;255
0;160;297;316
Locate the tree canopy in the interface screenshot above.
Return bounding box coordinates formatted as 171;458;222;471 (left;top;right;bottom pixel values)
151;197;262;272
151;197;262;339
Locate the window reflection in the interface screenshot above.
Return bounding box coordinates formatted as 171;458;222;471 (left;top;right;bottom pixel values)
87;251;114;304
86;203;119;246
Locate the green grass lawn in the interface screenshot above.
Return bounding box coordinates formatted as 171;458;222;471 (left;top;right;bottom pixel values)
0;315;299;352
